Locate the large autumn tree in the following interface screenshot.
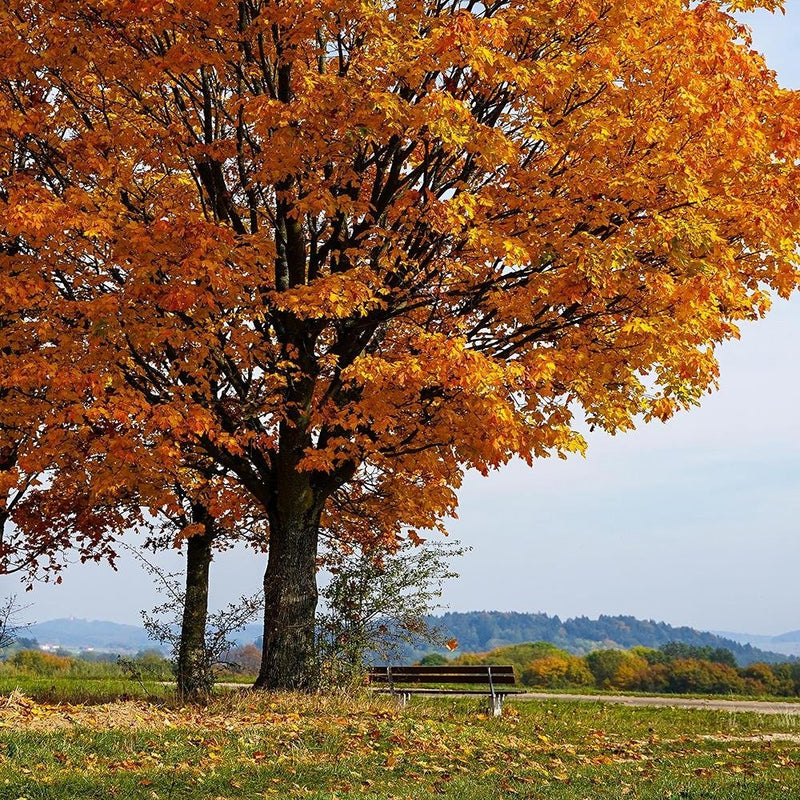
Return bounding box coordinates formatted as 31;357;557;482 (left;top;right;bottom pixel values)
1;0;798;689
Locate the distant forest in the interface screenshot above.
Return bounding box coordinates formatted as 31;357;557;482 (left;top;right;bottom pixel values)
17;611;791;668
407;612;791;667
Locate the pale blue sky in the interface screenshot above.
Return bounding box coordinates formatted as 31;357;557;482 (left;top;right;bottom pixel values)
5;6;800;635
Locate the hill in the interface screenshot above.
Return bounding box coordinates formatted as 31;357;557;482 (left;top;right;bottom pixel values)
19;613;794;666
23;618;262;654
714;630;800;658
414;611;793;666
25;619;158;653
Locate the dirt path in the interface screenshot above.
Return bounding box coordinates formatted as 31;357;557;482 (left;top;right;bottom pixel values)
515;691;800;715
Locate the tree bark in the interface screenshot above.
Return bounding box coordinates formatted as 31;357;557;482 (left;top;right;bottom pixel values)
254;422;322;690
176;507;215;703
253;515;320;689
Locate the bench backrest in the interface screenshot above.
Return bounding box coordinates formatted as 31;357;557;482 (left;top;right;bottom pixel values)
369;665;516;686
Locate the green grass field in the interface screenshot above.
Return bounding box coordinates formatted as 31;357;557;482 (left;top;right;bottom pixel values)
2;682;800;799
0;677;175;705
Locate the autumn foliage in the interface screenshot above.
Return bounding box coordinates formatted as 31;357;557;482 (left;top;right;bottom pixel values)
454;642;800;697
1;0;799;687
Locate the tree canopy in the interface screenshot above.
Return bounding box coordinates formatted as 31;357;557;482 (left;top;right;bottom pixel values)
1;0;798;687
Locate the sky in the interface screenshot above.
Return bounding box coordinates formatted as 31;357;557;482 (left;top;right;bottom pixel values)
3;5;800;637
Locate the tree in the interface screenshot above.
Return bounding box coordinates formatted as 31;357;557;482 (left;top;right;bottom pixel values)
0;228;51;575
131;543;264;702
664;657;745;694
0;332;268;703
522;654;593;689
129;477;268;702
0;595;30;651
1;407;264;701
1;0;798;689
585;649;629;688
316;537;464;684
225;643;263;675
660;642;737;667
418;653;450;666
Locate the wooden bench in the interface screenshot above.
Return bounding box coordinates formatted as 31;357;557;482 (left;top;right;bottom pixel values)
368;664;517;716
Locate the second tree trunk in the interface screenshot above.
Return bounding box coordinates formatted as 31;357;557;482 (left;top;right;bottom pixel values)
176;509;215;703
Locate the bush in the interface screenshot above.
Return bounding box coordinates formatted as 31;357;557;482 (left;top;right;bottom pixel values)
418;653;449;666
766;662;800;696
740;662;779;695
10;650;72;676
223;643;262;674
585;649;628;688
611;654;652;691
664;658;745;695
117;651;175;683
317;538;466;686
630;646;668;666
522;655;593;689
454;642;573;681
659;643;736;667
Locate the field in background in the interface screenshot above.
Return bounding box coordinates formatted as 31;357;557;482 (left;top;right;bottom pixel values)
1;688;800;799
0;650;254;703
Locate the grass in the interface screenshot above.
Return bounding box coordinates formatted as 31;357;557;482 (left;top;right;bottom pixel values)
6;672;800;706
1;686;800;798
0;676;176;704
0;672;255;704
520;685;800;704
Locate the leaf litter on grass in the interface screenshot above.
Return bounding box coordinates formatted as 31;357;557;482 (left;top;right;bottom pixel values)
1;692;800;797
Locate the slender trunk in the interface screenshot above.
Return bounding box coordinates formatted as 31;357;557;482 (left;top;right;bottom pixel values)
176;508;215;703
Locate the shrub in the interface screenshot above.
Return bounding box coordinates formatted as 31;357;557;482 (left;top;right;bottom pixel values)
612;654;652;691
454;642;573;682
664;658;745;694
522;655;593;689
766;662;800;697
630;646;668;666
317;539;466;686
585;649;628;688
223;643;262;674
740;662;779;695
418;653;449;666
11;650;72;676
659;643;736;667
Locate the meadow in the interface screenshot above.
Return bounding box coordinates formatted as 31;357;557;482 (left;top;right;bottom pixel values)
1;681;800;799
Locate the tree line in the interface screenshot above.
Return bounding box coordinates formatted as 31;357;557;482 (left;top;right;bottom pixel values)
0;645;260;682
407;611;790;666
428;642;800;698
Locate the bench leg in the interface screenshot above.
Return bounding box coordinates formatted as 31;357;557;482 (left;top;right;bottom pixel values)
395;692;409;709
489;694;503;717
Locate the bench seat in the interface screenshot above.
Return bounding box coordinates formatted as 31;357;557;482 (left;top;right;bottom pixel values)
368;664;517;716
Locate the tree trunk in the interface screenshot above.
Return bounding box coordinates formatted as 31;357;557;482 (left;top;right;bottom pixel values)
176;508;215;703
254;421;322;690
253;514;320;690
